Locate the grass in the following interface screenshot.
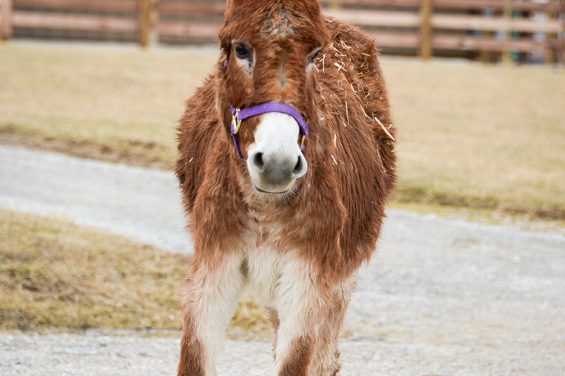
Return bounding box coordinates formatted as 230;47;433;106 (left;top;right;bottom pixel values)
0;208;269;336
1;42;564;220
385;58;565;220
0;42;216;169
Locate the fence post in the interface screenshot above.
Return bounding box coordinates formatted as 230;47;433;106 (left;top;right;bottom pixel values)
420;0;433;61
561;0;565;65
0;0;13;41
138;0;152;48
479;7;496;63
501;0;513;64
544;3;557;64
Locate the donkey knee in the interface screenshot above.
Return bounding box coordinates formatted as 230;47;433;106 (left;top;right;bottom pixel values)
177;315;206;376
277;336;315;376
310;348;341;376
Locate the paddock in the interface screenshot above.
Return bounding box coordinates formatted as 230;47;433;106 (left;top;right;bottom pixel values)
0;35;564;375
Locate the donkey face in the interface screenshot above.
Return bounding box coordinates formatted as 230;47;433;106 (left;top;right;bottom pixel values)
219;0;329;194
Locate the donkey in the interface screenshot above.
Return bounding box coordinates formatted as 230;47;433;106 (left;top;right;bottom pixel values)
175;0;396;374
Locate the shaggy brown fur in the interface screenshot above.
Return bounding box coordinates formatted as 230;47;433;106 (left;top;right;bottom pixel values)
176;0;396;374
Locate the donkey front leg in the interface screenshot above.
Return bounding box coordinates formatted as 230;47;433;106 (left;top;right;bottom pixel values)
273;259;331;376
309;276;356;376
177;252;244;376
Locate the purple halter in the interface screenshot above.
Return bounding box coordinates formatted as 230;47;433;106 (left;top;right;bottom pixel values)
229;102;309;159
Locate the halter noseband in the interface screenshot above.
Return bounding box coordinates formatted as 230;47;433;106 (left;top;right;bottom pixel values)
229;102;309;159
223;58;309;159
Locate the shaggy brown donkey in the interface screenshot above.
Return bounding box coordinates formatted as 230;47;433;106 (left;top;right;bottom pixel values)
176;0;396;374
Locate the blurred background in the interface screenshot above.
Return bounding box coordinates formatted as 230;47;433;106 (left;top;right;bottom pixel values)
1;0;564;63
0;1;564;375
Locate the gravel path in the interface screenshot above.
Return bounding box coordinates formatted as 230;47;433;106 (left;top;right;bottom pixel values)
1;145;564;375
3;332;562;376
0;145;189;252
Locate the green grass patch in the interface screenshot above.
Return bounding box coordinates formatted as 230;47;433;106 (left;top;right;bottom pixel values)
1;42;564;220
0;208;269;336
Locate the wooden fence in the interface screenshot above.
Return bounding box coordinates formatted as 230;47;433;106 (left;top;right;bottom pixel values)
323;0;565;62
0;0;151;44
1;0;564;63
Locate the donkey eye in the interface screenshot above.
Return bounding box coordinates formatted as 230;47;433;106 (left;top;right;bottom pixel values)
235;43;251;60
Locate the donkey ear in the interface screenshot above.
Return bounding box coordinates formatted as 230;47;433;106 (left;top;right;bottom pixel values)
225;0;242;14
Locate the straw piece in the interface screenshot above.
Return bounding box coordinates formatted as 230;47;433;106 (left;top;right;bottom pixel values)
340;40;352;50
374;115;395;141
360;106;372;120
359;106;395;142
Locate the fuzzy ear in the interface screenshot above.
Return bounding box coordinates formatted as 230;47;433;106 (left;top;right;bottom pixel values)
222;0;247;44
225;0;242;14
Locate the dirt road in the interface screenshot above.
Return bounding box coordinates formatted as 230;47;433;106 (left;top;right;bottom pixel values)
1;145;564;375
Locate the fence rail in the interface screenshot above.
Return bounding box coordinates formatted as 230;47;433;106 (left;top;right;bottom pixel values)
1;0;564;63
13;0;138;12
1;0;148;44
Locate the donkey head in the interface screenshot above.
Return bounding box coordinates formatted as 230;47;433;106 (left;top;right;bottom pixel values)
218;0;329;194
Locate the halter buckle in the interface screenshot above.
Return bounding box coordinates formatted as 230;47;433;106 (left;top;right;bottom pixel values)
231;108;242;135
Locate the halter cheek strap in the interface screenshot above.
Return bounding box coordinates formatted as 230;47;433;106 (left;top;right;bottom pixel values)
223;59;309;159
229;102;309;160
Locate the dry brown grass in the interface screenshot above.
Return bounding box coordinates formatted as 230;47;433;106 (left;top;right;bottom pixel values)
1;42;564;219
0;42;217;168
0;208;269;336
384;58;565;219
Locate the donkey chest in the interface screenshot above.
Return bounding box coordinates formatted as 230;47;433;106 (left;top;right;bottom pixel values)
241;222;298;306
